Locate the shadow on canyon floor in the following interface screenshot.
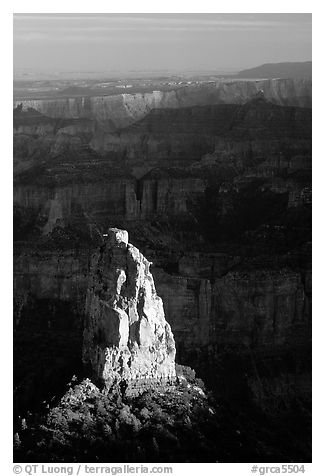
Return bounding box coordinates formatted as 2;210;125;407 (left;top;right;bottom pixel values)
13;323;311;463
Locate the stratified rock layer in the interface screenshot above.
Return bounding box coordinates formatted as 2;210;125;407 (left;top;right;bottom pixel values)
83;228;176;389
13;78;312;126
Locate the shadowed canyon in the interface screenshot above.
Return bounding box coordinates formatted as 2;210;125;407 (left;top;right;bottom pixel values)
13;77;312;462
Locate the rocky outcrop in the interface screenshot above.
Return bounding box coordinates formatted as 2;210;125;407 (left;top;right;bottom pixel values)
83;228;176;391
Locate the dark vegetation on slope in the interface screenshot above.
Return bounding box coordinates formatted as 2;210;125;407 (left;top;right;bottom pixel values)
14;375;311;463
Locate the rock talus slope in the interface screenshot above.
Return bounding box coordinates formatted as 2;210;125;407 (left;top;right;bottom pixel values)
83;228;176;390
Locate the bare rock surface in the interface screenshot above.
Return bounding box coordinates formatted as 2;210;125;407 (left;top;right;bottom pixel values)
83;228;176;390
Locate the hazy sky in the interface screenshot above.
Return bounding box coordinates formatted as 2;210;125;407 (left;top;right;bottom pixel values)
13;13;312;73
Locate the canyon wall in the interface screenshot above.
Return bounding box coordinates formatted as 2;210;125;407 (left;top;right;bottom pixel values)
14;78;312;129
13;92;312;413
13;244;311;358
13;239;312;416
14;97;311;229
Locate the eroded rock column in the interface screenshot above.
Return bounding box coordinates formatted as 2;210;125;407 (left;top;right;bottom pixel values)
83;228;176;390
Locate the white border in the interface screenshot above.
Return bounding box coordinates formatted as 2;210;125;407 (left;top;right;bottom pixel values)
2;2;320;475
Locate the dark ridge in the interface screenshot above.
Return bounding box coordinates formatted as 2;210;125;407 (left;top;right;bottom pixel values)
236;61;312;79
13;105;92;129
120;100;311;140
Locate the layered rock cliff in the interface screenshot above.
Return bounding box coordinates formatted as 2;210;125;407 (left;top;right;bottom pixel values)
13;97;311;229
